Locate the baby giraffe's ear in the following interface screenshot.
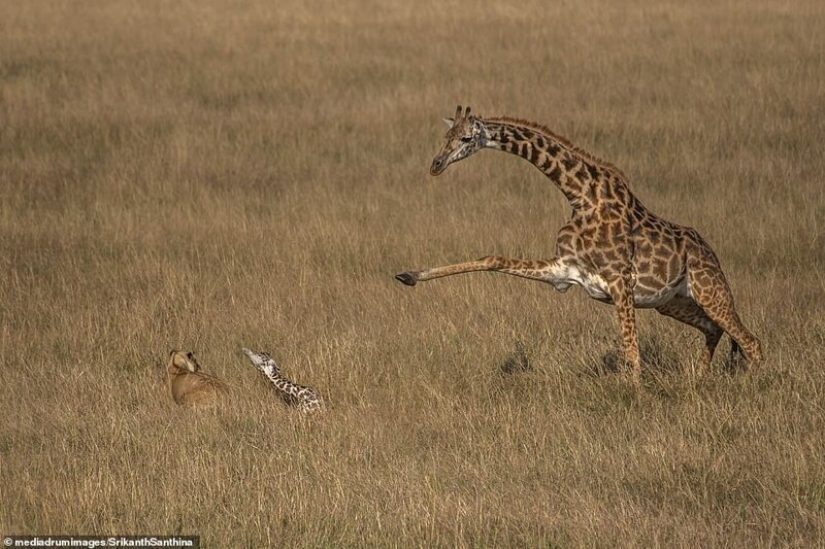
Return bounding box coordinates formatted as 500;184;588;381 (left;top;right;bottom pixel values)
442;117;455;128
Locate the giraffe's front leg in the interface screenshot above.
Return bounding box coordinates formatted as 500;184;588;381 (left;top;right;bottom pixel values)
395;256;507;286
608;274;642;382
395;271;422;286
395;256;569;287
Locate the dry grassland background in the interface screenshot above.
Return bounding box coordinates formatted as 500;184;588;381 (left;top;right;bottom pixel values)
2;0;824;546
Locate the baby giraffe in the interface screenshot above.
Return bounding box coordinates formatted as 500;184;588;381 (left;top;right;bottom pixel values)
165;349;229;406
241;348;324;413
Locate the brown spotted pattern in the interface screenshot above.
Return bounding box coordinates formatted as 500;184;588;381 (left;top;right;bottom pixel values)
242;348;324;414
397;106;763;380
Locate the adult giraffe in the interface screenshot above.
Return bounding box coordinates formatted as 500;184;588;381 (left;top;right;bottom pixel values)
395;106;762;381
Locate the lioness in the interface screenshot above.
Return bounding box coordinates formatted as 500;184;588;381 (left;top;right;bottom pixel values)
165;350;229;406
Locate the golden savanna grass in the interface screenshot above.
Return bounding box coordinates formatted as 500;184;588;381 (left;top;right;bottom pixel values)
2;0;824;545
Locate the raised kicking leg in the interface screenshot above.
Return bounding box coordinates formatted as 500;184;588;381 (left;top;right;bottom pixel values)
395;256;576;289
396;255;645;383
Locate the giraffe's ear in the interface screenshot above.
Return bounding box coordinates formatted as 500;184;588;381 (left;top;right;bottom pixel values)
442;117;454;128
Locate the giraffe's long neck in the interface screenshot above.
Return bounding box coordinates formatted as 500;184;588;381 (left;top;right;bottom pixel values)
482;117;627;210
261;366;320;408
261;367;303;397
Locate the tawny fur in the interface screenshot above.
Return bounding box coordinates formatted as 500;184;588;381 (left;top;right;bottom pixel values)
165;350;229;406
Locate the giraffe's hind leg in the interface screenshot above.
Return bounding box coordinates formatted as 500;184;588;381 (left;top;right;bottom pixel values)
726;338;747;372
685;247;763;369
656;297;723;375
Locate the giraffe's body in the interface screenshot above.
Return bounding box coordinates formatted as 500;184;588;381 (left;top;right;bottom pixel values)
396;106;763;380
241;348;324;413
165;350;229;406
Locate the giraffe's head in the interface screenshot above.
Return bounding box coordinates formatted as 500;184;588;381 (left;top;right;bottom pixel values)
430;105;487;176
168;349;200;375
241;347;281;376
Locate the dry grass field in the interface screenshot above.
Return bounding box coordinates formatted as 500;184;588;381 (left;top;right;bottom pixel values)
2;0;824;546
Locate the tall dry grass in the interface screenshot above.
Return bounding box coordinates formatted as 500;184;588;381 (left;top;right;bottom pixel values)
1;0;824;546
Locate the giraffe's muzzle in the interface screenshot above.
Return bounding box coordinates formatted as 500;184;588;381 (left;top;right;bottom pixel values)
394;272;418;286
430;157;447;176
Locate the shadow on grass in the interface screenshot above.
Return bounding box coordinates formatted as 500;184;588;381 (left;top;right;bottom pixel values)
498;340;532;375
592;337;754;379
592;337;683;378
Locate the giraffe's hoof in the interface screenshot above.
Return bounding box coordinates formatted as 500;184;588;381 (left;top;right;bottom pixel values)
395;272;418;286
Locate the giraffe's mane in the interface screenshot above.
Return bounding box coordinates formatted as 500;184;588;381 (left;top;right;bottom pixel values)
484;116;628;180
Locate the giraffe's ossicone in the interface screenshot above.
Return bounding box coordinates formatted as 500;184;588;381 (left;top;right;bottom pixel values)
396;105;763;380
